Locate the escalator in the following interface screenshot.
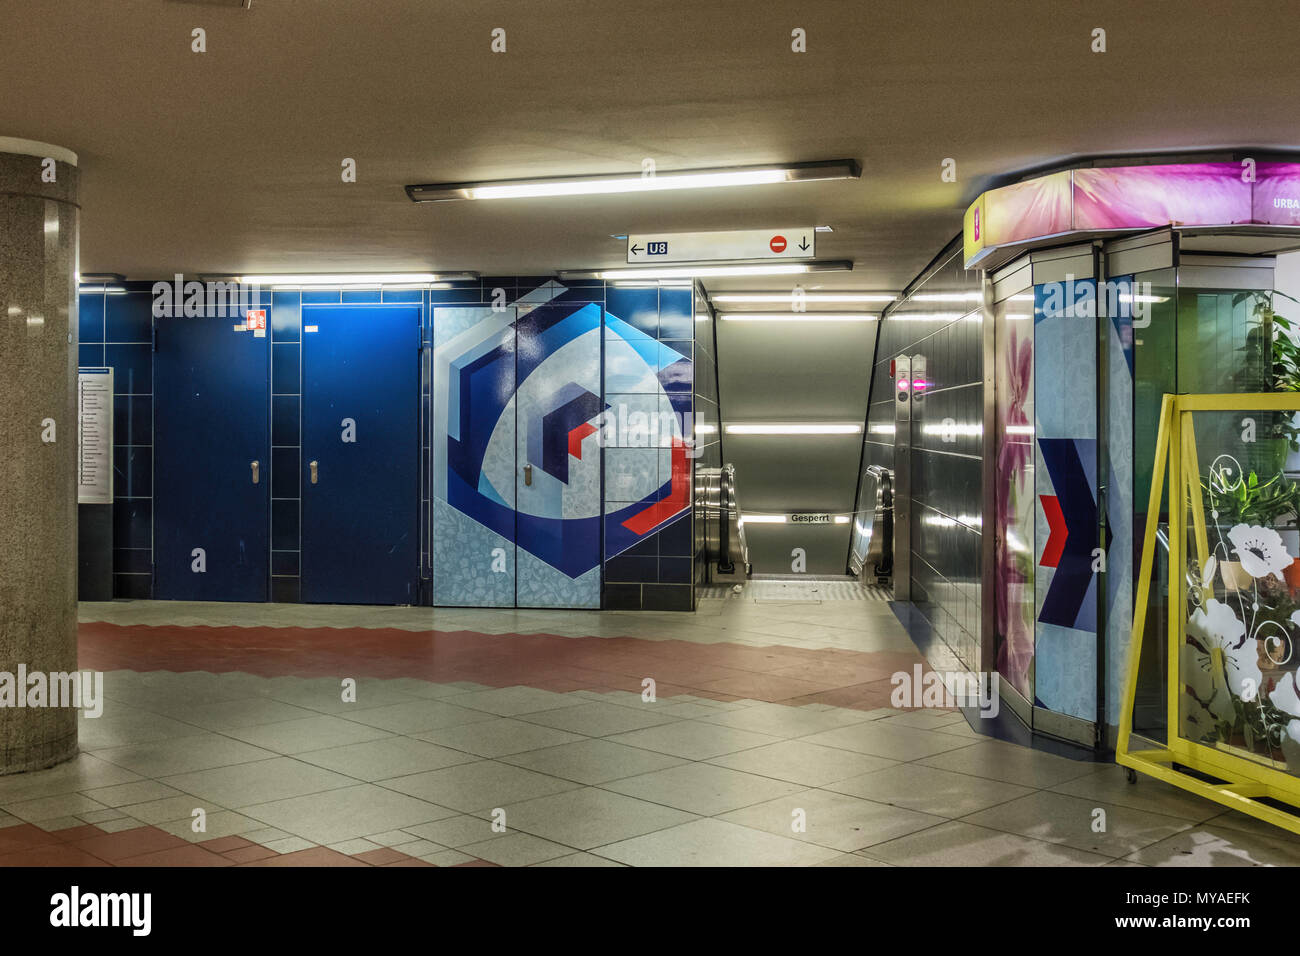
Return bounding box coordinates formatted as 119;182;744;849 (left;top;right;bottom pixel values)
699;463;751;588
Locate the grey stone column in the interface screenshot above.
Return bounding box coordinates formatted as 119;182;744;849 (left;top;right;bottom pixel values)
0;138;80;774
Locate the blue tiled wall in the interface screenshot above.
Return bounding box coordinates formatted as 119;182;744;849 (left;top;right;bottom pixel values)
78;277;695;609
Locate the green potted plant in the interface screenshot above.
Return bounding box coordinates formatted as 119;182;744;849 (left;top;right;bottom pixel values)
1203;464;1300;589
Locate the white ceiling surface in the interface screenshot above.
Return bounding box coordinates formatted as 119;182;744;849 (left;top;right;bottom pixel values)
10;0;1300;576
7;0;1300;292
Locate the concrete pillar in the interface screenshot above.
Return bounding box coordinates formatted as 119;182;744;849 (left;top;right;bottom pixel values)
0;138;80;774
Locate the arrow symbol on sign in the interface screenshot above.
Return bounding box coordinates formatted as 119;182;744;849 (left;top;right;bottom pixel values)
630;243;642;254
798;237;810;252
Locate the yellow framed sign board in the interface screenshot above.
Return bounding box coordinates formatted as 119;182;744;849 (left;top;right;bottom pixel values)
1119;393;1300;833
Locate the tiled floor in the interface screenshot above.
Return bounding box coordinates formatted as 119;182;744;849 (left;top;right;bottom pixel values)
3;595;1298;866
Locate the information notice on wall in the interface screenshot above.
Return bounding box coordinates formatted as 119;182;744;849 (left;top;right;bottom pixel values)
77;368;114;505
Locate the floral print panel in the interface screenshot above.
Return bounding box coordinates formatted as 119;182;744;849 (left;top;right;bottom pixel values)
1184;448;1300;770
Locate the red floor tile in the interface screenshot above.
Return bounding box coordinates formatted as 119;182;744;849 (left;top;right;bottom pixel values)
0;842;113;866
222;845;279;863
197;835;255;853
116;845;235;866
238;847;370;867
351;847;410;865
73;826;188;863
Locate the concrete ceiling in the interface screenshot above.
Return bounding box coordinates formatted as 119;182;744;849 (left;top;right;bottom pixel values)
5;0;1300;293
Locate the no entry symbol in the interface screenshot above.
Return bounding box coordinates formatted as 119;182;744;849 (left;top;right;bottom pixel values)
770;235;787;253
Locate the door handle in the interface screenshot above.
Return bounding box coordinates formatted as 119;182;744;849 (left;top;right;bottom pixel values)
310;460;319;484
251;460;260;485
524;464;533;487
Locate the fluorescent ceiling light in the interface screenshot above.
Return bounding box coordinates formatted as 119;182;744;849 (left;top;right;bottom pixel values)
406;160;861;203
725;423;862;435
712;292;895;304
719;312;875;322
569;261;852;281
834;515;851;524
79;285;127;294
910;292;983;303
740;514;786;524
237;273;471;286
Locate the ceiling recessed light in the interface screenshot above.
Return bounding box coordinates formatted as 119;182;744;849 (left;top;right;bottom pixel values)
711;292;895;304
406;160;861;202
815;225;834;233
235;273;475;287
724;423;863;435
718;313;876;322
563;261;853;281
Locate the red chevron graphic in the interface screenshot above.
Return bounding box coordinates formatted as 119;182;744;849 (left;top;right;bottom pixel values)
568;422;598;460
1039;494;1066;568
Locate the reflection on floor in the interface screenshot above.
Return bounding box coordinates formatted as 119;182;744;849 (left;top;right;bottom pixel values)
0;595;1296;866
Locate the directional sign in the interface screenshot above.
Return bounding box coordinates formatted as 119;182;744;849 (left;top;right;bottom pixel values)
627;228;815;264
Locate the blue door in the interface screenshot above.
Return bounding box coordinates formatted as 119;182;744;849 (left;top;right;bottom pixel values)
301;304;421;605
513;302;603;608
154;313;270;602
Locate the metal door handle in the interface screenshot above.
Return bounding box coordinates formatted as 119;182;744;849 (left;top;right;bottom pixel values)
251;460;260;485
310;460;318;484
524;464;533;487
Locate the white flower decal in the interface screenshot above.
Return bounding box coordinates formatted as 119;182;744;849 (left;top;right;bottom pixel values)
1270;673;1300;767
1227;523;1292;580
1181;598;1262;734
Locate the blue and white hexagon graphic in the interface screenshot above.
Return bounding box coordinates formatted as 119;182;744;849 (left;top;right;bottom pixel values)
432;291;689;609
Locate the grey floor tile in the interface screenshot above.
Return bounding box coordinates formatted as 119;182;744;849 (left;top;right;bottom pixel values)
697;703;875;738
1049;764;1225;822
604;721;780;761
338;700;499;735
238;783;459;845
223;715;396;755
861;820;1115;867
81;779;184;809
719;788;946;852
500;738;689;785
5;792;108;823
963;790;1194;858
380;760;581;812
916;740;1102;789
0;753;143;804
451;686;586;717
459;832;573;866
532;852;626;867
92;734;277;778
801;721;977;761
707;740;896;787
416;718;585;758
161;756;358;806
488;787;697;850
826;762;1034;817
1124;824;1300;866
296;736;478;781
602;762;803;816
402;814;506;848
515;701;679;737
595;818;841;867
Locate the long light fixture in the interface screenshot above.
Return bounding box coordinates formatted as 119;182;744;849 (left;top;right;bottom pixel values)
725;423;862;435
740;514;786;524
234;272;475;287
563;261;853;282
712;292;895;304
719;312;875;322
406;160;861;203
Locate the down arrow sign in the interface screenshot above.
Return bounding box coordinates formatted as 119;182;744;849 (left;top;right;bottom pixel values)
798;236;810;252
